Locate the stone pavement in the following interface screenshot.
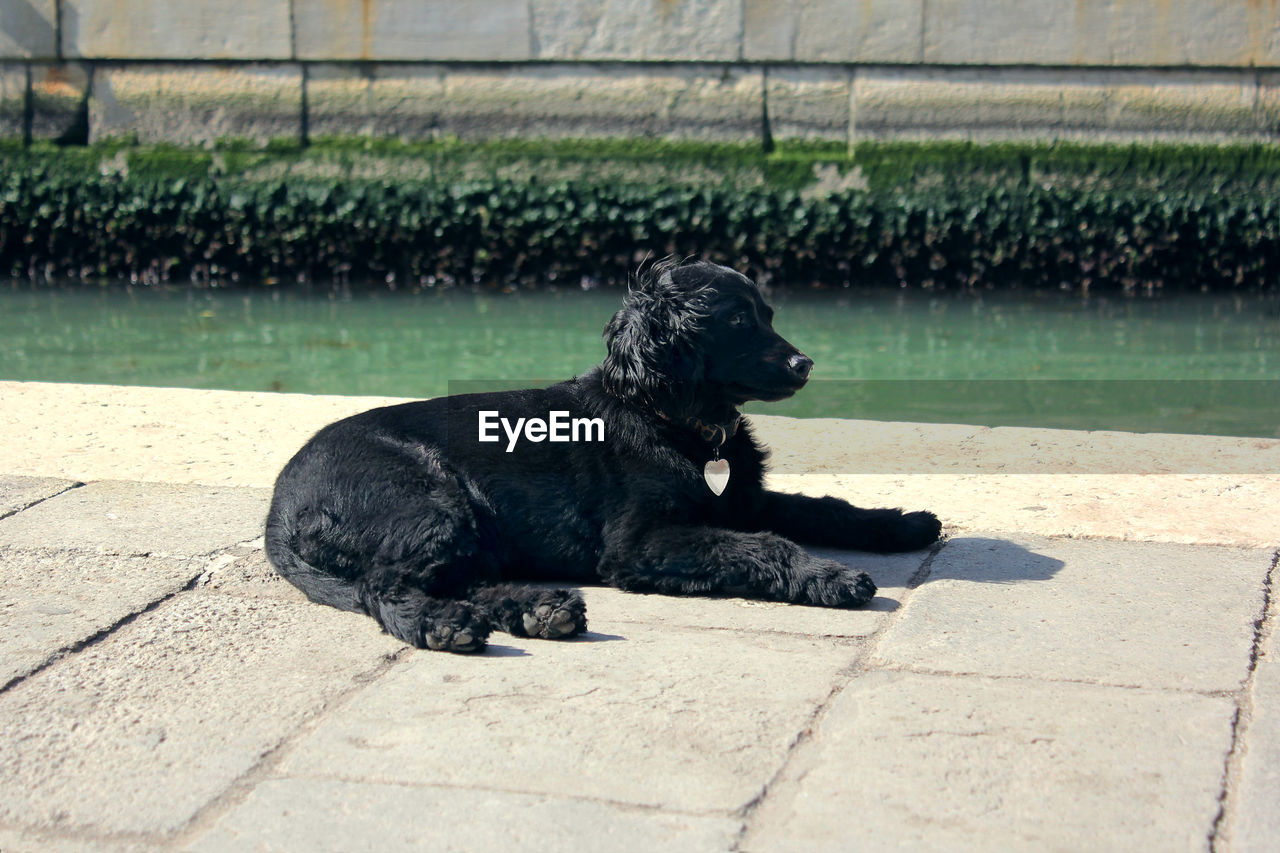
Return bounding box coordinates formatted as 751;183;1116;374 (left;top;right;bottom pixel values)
0;381;1277;851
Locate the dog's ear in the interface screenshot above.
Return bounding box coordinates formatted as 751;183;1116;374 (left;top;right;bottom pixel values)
601;261;707;413
601;294;673;410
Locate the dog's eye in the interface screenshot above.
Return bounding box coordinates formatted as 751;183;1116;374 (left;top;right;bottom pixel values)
728;312;749;328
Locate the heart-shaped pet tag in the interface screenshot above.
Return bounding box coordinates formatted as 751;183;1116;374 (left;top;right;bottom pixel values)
704;458;731;496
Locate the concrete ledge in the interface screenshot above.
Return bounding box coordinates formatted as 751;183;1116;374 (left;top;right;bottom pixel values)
1;381;1277;548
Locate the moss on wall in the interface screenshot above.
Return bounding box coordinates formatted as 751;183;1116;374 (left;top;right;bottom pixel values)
1;138;1276;291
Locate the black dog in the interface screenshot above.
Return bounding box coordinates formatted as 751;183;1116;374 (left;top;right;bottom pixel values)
265;260;941;652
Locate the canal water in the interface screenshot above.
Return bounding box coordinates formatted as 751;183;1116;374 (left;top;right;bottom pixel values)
2;284;1277;437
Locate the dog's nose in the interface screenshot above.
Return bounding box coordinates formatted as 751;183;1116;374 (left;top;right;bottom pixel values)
787;354;814;380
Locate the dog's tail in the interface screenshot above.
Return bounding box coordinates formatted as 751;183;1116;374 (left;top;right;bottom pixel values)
264;510;364;613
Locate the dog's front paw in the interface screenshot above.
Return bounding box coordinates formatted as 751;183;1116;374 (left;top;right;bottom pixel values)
882;510;942;552
520;590;587;639
421;607;491;653
800;560;877;608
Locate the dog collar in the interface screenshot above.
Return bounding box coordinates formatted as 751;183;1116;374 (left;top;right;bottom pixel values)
655;410;740;497
656;410;741;449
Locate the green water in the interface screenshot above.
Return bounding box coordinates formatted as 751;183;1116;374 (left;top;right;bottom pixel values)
2;284;1278;437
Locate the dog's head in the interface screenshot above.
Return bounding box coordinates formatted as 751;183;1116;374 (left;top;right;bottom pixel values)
601;259;813;419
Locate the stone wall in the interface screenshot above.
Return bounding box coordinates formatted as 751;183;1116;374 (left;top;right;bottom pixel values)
2;0;1278;144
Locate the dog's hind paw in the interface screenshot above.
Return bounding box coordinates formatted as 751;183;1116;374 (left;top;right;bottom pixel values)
520;590;588;639
421;610;491;654
800;561;877;608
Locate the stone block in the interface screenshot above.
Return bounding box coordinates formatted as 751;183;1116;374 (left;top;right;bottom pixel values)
742;0;794;61
281;623;858;812
1261;72;1280;137
870;535;1273;691
532;0;741;61
190;778;742;852
746;0;922;62
852;66;1269;142
924;0;1274;67
61;0;291;59
89;64;302;145
1225;587;1280;850
295;0;530;61
743;671;1236;850
436;64;762;142
0;0;57;59
767;66;850;143
29;62;90;141
1103;70;1264;138
0;475;75;518
0;63;23;139
307;63;448;139
0;547;203;686
0;480;269;557
0;591;404;835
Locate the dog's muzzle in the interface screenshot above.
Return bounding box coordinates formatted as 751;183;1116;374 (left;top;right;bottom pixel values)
787;353;814;381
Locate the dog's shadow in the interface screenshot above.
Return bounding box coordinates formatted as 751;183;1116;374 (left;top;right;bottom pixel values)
817;535;1067;601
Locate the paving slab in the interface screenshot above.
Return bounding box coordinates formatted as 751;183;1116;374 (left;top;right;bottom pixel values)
197;544;306;602
742;671;1236;852
280;624;859;813
0;480;269;557
0;591;404;836
1224;563;1280;851
188;777;740;852
0;474;77;517
871;535;1273;692
0;546;204;686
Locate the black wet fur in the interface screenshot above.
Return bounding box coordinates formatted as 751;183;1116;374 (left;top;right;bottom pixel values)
265;259;942;652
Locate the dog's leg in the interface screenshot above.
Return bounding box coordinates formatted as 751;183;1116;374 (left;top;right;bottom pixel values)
751;492;941;553
466;583;588;639
600;526;876;608
356;570;492;653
